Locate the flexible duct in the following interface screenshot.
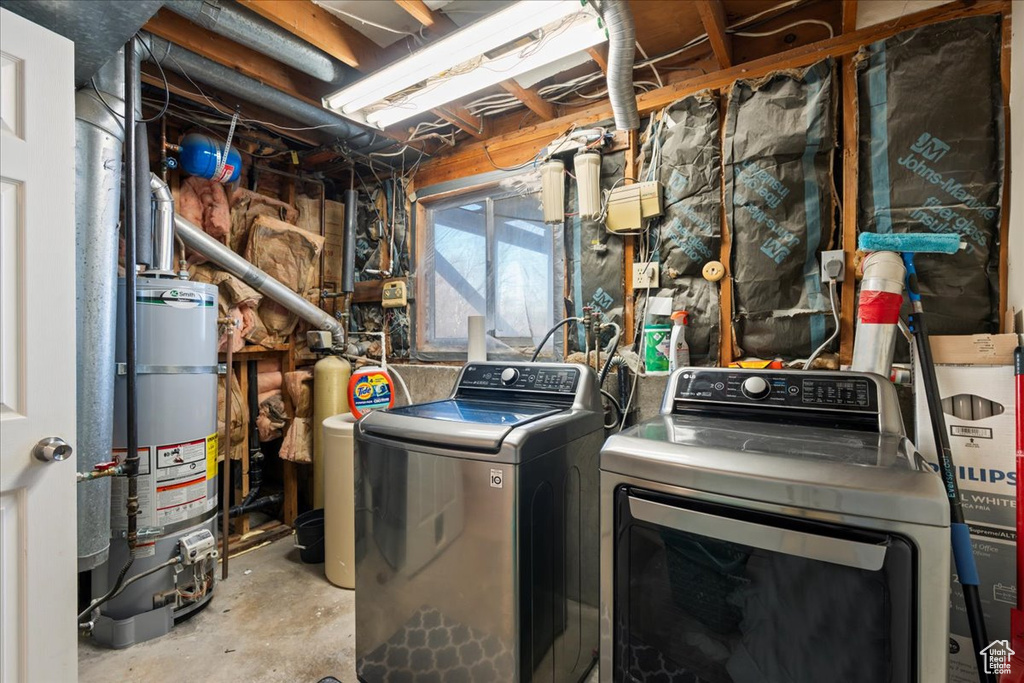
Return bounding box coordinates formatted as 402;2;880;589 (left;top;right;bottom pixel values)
163;0;350;85
601;1;640;131
75;49;126;572
137;32;392;154
174;214;345;345
150;174;175;273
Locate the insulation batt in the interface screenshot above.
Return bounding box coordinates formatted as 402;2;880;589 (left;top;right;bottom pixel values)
284;369;314;418
257;371;283;394
256;390;287;442
217;370;247;460
180;176;231;241
229;188;299;254
280;417;312;464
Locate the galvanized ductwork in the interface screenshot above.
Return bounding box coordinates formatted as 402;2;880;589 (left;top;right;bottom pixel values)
174;214;346;346
75;49;126;572
137;32;392;153
163;0;351;85
600;0;640;131
150;174;176;273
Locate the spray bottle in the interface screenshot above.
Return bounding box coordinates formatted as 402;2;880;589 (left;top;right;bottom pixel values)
669;311;690;372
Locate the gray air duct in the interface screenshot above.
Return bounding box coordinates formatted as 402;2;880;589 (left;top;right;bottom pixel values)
151;174;176;273
163;0;351;85
174;215;346;346
601;1;640;131
2;0;164;86
137;32;393;154
75;49;126;571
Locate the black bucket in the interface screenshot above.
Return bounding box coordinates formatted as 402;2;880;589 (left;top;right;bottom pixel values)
294;508;325;563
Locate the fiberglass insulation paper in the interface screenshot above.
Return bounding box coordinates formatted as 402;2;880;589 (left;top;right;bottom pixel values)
651;92;722;365
724;60;837;360
566;150;626;352
857;16;1003;337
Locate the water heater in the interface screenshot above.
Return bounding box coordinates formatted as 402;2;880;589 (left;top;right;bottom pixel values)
92;277;220;648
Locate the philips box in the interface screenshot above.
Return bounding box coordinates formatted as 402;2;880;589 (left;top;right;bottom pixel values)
913;333;1018;682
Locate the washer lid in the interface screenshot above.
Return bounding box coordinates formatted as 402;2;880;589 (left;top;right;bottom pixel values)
601;415;949;527
359;399;562;452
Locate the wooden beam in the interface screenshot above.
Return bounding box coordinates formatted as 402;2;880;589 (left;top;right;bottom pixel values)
395;0;436;27
435;102;487;139
842;0;859;33
144;9;323;106
718;91;734;365
838;53;859;365
999;13;1012;332
695;0;733;68
417;0;1010;187
586;45;609;74
499;79;556;121
237;0;381;71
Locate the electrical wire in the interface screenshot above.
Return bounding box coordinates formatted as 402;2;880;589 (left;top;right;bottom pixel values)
732;19;835;39
328;8;417;36
137;32;169;123
635;41;663;88
804;279;840;369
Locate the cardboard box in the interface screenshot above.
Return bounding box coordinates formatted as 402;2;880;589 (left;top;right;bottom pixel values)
913;333;1018;682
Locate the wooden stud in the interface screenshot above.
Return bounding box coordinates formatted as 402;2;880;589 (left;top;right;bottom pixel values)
282;344;298;526
237;0;382;71
695;0;733;68
395;0;437;27
623;130;638;345
718;89;734;366
233;362;251;536
842;0;859;34
434;103;488;140
838;54;860;365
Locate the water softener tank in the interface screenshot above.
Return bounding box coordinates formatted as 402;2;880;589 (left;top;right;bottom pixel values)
313;355;351;508
179;133;242;183
93;278;220;648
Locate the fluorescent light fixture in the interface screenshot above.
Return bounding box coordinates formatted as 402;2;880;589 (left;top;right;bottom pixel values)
323;0;606;128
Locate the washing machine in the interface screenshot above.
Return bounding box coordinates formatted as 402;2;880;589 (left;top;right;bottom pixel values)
599;368;950;683
355;361;604;683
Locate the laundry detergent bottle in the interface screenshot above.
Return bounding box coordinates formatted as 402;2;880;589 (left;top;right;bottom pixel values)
669;311;690;372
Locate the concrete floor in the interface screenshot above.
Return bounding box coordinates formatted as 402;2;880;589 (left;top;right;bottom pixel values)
80;537;601;683
80;538;357;683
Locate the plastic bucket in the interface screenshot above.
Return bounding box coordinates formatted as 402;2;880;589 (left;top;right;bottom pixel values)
294;508;326;563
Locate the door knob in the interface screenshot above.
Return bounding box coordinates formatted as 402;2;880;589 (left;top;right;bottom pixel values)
33;437;72;463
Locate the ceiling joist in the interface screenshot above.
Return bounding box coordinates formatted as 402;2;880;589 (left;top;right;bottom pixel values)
694;0;732;68
394;0;436;27
237;0;382;71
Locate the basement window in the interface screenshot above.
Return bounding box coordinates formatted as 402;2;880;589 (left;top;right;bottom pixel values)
415;185;564;360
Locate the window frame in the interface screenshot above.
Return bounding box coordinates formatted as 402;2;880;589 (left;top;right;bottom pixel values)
412;180;565;361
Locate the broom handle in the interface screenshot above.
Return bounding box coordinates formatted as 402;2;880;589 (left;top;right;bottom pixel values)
904;254;994;683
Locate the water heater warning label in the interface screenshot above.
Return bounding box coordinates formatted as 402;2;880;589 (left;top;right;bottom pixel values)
155;438;209;525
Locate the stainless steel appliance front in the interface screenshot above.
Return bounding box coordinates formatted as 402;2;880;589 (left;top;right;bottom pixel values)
355;362;604;683
599;368;951;683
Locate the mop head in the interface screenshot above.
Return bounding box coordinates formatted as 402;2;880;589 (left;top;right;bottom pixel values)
858;232;961;254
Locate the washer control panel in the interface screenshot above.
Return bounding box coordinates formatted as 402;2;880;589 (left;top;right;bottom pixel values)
672;369;878;413
459;363;581;395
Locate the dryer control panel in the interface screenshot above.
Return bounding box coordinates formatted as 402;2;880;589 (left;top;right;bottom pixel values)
670;369;880;415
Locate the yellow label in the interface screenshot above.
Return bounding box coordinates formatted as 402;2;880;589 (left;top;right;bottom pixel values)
206;433;218;479
290;150;299;165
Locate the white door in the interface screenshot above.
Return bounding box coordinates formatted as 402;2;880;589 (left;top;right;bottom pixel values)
0;8;77;683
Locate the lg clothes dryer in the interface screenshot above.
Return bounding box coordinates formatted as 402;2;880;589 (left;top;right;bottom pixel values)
600;368;950;683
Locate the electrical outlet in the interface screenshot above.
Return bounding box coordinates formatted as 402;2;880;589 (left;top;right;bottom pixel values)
820;250;846;283
632;261;659;289
381;279;408;308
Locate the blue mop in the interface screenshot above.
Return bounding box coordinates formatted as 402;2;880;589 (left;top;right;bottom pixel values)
860;231;994;683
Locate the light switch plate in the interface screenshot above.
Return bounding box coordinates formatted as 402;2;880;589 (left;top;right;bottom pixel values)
382;279;408;308
632;261;659;289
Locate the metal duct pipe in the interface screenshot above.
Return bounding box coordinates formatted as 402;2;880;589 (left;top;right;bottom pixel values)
150;174;176;273
137;32;390;153
601;1;640;131
75;48;125;572
174;214;346;345
163;0;350;85
342;189;357;293
135;128;153;269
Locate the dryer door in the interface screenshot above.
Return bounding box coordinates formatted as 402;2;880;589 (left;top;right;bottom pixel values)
613;487;916;682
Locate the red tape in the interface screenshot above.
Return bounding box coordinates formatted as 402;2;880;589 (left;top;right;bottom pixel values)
858;290;903;324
